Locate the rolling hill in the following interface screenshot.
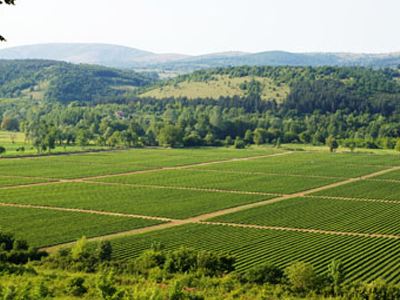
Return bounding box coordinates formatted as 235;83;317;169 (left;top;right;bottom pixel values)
0;60;156;102
139;65;400;115
0;43;189;68
1;44;400;72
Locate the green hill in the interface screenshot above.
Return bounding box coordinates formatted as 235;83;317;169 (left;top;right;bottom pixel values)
0;60;156;102
140;66;400;111
140;74;290;102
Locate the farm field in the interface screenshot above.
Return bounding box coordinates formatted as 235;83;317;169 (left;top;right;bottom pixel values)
0;182;271;219
94;168;339;194
373;169;400;181
193;151;394;178
2;147;400;284
313;180;400;201
209;197;400;235
0;147;280;180
0;206;163;247
0;175;52;187
109;223;400;284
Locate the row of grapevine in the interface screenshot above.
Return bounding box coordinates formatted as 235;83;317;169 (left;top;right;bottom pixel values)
211;197;400;235
110;223;400;284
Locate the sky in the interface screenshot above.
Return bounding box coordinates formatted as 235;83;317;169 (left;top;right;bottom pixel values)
0;0;399;55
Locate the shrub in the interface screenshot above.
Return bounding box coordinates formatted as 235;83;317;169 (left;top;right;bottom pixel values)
285;261;318;294
242;263;284;285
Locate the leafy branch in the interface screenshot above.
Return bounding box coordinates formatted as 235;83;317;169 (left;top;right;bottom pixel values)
0;0;16;41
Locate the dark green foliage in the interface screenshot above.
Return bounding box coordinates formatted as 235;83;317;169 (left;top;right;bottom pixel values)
66;277;88;297
45;237;114;273
0;232;47;265
157;125;184;148
241;263;284;285
1;116;19;131
122;247;236;277
234;136;246;149
2;65;400;151
164;247;198;274
326;135;339;152
98;241;113;262
0;60;156;101
285;261;318;294
96;271;125;300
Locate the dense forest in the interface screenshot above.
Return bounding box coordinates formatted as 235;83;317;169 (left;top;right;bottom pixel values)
1;63;400;152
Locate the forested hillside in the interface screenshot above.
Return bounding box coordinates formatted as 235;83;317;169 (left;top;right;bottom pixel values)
141;66;400;115
1;64;400;152
0;60;157;102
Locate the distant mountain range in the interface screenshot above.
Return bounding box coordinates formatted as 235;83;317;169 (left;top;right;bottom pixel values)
0;43;400;71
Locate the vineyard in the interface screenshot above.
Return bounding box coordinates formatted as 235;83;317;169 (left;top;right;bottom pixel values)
193;151;392;177
0;182;270;219
210;196;400;235
0;206;162;247
1;147;400;283
94;168;339;194
0;175;53;187
109;223;400;284
314;180;400;201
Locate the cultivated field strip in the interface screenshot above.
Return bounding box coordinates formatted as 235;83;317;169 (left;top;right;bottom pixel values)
82;180;282;197
0;175;54;188
191;151;399;178
207;197;400;235
92;168;340;194
0;182;272;219
366;168;400;181
184;167;347;180
313;179;400;201
305;194;400;204
0;202;174;222
0;206;164;248
200;222;400;240
0;150;290;187
108;223;400;283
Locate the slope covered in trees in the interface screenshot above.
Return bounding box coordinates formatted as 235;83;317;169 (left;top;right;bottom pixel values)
1;64;400;152
0;60;157;102
141;65;400;115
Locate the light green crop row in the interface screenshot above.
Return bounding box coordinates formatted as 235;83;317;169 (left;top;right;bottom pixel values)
210;197;400;235
109;223;400;284
0;182;271;219
0;206;162;248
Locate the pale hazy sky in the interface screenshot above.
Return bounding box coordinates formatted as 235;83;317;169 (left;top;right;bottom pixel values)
0;0;399;55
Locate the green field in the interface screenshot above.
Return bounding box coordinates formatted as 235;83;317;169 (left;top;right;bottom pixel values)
194;152;391;178
109;223;400;284
0;182;271;219
0;147;279;180
94;168;339;194
0;206;162;247
313;180;400;201
209;197;400;235
2;147;400;284
0;175;52;187
373;169;400;181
